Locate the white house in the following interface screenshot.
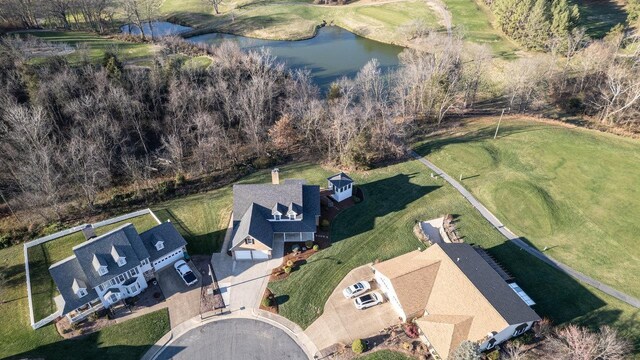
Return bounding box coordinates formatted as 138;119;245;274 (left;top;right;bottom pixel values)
372;243;540;359
229;169;321;260
327;172;354;202
49;222;187;323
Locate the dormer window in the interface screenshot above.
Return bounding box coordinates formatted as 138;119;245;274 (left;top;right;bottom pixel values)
155;241;164;251
72;278;87;298
245;237;254;245
92;254;108;275
274;214;281;220
111;245;126;267
289;214;295;220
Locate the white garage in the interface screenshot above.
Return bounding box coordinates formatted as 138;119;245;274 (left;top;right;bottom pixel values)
152;248;184;270
233;249;271;260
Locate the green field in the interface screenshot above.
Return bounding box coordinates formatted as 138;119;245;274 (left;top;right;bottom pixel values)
162;0;440;44
264;154;640;352
14;31;157;64
28;214;159;322
440;0;518;57
573;0;628;38
413;117;640;300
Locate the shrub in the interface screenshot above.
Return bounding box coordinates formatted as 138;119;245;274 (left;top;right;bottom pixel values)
402;341;412;350
351;339;366;354
286;260;294;267
305;240;314;248
252;156;274;169
486;350;500;360
261;297;273;307
321;219;330;228
157;180;175;195
292;244;301;253
313;244;319;251
352;195;362;203
42;222;64;236
403;323;420;338
175;173;186;186
284;266;292;274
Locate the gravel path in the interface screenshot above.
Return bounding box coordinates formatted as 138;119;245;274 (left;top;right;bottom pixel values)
410;150;640;309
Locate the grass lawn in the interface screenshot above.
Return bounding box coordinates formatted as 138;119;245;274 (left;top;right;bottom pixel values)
413;117;640;300
572;0;628;38
266;153;640;353
28;214;159;322
440;0;518;58
12;31;157;64
359;350;415;359
162;0;441;44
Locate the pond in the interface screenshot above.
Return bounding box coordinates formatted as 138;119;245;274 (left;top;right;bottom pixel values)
187;26;404;88
121;21;192;37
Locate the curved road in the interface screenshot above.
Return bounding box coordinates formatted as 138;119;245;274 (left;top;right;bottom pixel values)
410;151;640;308
155;318;308;360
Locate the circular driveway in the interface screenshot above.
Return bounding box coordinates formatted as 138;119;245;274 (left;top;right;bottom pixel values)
156;318;308;360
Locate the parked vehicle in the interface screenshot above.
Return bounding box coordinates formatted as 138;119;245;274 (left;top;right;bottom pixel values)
342;281;371;298
353;292;383;310
174;260;198;286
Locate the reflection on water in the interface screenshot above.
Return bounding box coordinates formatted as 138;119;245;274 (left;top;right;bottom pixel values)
188;26;404;88
121;21;192;37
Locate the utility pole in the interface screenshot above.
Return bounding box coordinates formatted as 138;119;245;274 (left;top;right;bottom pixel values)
494;108;505;139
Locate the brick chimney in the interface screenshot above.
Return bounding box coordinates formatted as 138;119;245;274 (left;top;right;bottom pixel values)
271;168;280;185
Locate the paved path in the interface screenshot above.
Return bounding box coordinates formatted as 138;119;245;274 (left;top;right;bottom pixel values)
154;318;307;360
409;150;640;309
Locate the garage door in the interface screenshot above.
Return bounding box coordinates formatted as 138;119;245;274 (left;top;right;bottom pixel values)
251;250;269;260
153;249;184;270
234;251;252;260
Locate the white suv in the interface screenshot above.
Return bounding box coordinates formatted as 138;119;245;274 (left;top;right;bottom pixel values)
353;292;383;310
174;260;198;286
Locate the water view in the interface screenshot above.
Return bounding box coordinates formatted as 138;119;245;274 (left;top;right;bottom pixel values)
188;26;403;87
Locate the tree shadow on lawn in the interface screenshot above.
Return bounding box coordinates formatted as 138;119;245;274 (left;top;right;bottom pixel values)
412;123;545;157
330;173;441;243
153;208;225;254
486;241;640;350
9;341;185;360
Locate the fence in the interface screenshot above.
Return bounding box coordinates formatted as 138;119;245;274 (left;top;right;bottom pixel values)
24;208;162;329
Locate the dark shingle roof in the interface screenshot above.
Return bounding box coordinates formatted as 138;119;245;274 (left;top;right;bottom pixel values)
438;243;541;324
49;256;99;314
139;222;187;262
231;183;320;249
231;204;274;248
328;172;354;188
72;224;147;287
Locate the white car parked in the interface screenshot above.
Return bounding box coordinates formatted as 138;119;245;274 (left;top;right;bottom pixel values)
342;281;371;298
174;260;198;286
353;291;383;310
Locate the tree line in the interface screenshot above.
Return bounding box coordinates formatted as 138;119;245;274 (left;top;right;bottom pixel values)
1;27;639;230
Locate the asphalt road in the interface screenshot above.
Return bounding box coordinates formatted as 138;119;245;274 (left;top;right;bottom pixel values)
410;150;640;309
155;318;308;360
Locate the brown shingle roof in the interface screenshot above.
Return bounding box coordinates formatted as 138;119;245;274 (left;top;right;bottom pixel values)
373;243;540;359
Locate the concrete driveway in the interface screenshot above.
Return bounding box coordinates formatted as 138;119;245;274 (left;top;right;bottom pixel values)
155;318;307;360
156;261;202;327
305;265;400;351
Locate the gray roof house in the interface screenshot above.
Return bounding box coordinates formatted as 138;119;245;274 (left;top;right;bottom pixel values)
49;222;187;322
230;169;321;260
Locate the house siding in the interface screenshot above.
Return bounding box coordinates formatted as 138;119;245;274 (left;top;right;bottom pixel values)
374;270;406;321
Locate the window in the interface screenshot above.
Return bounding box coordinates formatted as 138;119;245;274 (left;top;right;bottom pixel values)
117;258;126;267
109;294;117;303
275;214;281;220
486;340;496;349
98;266;108;276
109;278;116;286
289;214;295;220
98;285;104;292
77;289;87;298
129;268;138;277
118;274;125;283
155;241;164;251
245;237;254;245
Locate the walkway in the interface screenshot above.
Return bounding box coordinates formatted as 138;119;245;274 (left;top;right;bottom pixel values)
409;150;640;309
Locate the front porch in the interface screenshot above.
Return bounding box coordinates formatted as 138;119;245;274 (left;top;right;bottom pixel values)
67;298;104;323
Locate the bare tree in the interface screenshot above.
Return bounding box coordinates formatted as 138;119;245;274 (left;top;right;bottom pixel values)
202;0;222;15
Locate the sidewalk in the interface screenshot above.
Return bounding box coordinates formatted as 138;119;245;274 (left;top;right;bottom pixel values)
410;150;640;309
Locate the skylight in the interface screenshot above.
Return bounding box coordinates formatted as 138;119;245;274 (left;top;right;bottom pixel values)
509;283;536;306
